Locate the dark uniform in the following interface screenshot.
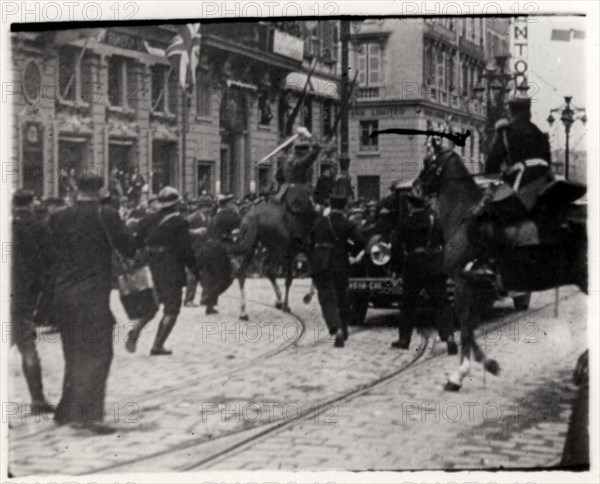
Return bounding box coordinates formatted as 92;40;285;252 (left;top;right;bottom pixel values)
393;196;455;353
276;141;322;241
11;190;54;413
184;201;212;307
49;175;136;431
309;197;364;347
130;196;199;354
199;200;240;313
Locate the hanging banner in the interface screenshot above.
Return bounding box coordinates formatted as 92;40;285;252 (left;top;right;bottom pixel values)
510;17;529;94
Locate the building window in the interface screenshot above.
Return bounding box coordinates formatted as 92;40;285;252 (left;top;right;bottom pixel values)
359;120;379;152
151;64;177;115
322;99;334;138
357;42;381;86
303;98;313;132
58;47;77;102
448;54;456;91
108;56;129;107
196;72;211;117
197;161;213;195
436;52;445;89
357;175;380;201
462;62;469;96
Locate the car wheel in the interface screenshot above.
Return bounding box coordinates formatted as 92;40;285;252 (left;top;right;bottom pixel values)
351;294;370;326
513;293;531;311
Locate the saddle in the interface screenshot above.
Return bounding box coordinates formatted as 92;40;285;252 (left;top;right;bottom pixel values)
479;165;586;248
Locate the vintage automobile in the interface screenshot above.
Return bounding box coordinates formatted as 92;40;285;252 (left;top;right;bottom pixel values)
348;176;532;325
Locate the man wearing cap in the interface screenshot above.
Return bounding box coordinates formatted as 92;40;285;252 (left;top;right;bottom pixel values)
392;192;456;354
309;195;364;348
184;195;213;307
48;172;136;434
127;186;199;355
10;189;55;415
466;95;554;280
314;165;335;208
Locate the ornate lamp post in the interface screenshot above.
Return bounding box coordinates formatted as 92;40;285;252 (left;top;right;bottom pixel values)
473;54;524;156
547;96;586;180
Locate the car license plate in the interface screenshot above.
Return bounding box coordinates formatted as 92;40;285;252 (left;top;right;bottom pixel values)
349;279;393;291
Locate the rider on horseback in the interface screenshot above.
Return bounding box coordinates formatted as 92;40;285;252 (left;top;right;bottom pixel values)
465;94;586;281
274;128;323;244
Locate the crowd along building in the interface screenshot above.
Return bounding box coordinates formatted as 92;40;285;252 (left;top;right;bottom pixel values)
347;17;511;200
10;21;341;200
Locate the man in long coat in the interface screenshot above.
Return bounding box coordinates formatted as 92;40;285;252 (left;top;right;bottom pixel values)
50;172;135;434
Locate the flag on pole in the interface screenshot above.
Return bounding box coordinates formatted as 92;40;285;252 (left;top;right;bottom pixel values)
166;23;201;90
551;29;585;41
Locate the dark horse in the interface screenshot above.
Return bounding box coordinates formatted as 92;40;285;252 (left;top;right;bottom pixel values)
233;201;308;320
414;148;587;391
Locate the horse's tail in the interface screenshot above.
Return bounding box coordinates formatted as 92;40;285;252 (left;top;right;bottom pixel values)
233;208;259;256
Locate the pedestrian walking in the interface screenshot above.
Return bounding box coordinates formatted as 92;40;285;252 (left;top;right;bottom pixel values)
49;173;136;434
10;189;55;415
126;187;199;355
309;195;364;348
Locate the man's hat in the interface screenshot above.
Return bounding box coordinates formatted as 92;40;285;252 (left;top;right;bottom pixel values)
349;206;364;216
217;193;234;206
197;195;213;208
158;186;181;208
330;195;347;210
46;196;66;206
12;189;34;206
76;171;104;192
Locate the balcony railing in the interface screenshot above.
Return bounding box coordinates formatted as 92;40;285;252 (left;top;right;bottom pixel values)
357;86;380;99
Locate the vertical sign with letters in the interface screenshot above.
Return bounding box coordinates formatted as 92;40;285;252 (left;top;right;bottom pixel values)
511;17;529;94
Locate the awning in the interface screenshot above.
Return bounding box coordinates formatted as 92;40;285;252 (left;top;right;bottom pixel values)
285;72;339;100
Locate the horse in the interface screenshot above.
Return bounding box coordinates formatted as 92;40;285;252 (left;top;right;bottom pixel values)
414;148;587;391
233;200;309;320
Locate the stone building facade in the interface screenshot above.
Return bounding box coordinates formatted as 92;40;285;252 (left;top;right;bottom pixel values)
348;17;511;200
10;21;341;199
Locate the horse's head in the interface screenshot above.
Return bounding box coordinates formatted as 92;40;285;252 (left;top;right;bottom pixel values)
414;148;456;198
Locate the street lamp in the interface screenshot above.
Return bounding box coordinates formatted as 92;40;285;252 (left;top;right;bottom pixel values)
547;96;586;180
473;54;520;156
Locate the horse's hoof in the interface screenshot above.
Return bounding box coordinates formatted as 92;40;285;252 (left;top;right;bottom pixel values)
484;359;500;376
303;294;313;305
274;301;283;310
282;305;291;313
447;340;458;355
444;381;462;392
239;314;249;322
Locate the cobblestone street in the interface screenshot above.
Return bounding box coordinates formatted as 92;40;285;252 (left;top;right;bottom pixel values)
6;279;586;476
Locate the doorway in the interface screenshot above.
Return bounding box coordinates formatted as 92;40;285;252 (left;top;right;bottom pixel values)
152;141;177;194
58;138;89;198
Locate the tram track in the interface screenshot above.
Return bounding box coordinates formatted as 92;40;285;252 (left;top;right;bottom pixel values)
11;289;580;476
10;296;307;443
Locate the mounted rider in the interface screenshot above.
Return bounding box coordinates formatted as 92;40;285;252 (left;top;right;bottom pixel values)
274;127;323;244
465;93;586;280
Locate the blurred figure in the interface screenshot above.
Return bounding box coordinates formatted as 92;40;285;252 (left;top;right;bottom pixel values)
11;189;55;415
184;195;213;307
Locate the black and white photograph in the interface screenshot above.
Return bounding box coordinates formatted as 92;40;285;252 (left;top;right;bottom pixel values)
1;1;598;481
